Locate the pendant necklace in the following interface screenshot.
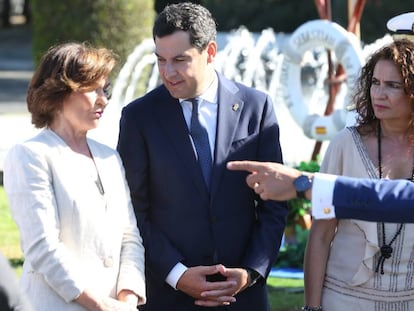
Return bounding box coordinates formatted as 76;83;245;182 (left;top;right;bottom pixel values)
375;123;409;274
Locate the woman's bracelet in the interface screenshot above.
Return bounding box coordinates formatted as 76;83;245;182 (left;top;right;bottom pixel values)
302;306;322;311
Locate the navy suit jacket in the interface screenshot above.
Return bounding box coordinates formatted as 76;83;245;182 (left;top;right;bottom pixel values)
117;73;287;310
334;176;414;222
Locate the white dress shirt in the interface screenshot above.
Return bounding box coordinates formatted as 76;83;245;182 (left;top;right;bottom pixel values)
179;73;218;160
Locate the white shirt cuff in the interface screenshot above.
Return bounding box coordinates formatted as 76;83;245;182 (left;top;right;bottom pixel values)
311;172;337;219
166;263;188;289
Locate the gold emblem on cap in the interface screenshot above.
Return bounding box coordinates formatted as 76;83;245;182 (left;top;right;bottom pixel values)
323;207;331;214
232;103;239;111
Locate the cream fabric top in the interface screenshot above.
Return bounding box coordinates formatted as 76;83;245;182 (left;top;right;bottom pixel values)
321;127;414;302
3;128;146;310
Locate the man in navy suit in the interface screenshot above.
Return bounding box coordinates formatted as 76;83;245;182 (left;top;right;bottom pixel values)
227;161;414;223
117;2;287;310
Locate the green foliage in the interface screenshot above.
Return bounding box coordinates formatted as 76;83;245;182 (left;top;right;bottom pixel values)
267;277;304;311
332;0;414;43
275;159;320;269
286;159;320;227
275;225;309;269
203;0;318;33
295;159;320;174
287;198;311;227
267;277;303;289
0;187;22;260
200;0;414;44
30;0;155;71
155;0;201;13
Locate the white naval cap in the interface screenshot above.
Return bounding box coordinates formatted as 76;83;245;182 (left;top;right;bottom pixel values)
387;12;414;34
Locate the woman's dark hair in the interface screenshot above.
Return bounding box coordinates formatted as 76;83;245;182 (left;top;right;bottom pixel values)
354;39;414;135
27;42;117;128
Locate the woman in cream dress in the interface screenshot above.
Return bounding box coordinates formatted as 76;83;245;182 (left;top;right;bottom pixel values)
3;43;146;310
304;39;414;310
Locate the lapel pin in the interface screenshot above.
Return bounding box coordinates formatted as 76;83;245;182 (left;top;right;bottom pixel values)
232;103;239;112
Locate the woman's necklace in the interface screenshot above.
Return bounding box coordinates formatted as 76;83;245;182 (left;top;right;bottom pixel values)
375;123;410;274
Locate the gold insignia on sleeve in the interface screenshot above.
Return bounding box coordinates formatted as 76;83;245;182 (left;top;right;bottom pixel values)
323;207;331;214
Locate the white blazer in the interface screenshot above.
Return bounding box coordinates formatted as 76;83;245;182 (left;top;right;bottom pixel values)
3;128;146;310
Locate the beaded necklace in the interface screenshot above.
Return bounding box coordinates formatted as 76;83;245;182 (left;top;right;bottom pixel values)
375;123;409;274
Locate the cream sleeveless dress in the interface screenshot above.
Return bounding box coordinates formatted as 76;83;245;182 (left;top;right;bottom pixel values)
320;126;414;311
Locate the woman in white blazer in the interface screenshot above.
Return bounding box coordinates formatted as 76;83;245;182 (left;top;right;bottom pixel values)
3;43;146;311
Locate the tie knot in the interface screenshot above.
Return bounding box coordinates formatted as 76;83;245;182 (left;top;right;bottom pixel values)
190;97;200;114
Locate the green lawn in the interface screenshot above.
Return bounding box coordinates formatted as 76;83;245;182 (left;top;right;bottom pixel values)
268;277;304;311
0;186;304;310
0;186;22;260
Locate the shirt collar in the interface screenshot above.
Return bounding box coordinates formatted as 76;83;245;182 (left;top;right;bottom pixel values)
201;72;218;104
180;72;218;104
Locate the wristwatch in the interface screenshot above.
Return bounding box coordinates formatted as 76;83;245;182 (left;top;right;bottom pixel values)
293;174;312;199
245;268;260;287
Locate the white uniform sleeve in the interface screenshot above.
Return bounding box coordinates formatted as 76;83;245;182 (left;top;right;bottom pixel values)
311;173;337;219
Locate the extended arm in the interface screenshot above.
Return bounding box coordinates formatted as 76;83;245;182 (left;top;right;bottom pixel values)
227;161;414;223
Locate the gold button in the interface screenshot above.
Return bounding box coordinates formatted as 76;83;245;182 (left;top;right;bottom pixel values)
323;207;331;214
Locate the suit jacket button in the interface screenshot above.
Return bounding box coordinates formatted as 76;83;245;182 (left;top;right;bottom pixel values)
104;256;113;267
